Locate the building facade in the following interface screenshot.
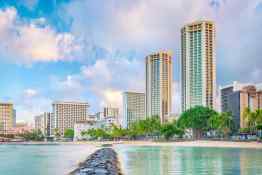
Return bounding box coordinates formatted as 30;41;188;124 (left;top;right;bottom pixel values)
220;81;251;113
52;101;89;136
0;103;15;135
95;112;104;121
34;112;52;136
227;85;262;129
181;21;216;111
74;120;97;141
146;51;172;123
123;92;145;128
103;107;119;125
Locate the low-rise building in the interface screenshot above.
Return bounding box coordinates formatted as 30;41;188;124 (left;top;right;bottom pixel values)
13;122;33;135
227;85;262;129
74;120;98;141
95;112;104;121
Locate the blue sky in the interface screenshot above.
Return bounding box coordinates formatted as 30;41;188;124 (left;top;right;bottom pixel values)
0;0;261;122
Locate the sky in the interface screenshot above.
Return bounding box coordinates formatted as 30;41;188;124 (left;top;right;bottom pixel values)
0;0;262;123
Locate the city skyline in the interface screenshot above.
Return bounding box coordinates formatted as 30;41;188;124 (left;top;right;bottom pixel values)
0;1;262;123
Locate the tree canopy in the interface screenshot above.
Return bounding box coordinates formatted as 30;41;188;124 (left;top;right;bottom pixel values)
64;128;74;139
178;106;217;139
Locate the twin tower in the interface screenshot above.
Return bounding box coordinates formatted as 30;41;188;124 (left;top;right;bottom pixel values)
146;21;216;122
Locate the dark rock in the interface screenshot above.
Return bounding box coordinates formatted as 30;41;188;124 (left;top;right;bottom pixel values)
70;148;123;175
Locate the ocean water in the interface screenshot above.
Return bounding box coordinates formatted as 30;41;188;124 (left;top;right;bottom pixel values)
0;144;96;175
115;145;262;175
1;144;262;175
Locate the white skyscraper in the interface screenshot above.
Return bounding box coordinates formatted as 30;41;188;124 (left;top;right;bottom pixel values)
181;21;216;111
146;51;172;123
122;92;145;128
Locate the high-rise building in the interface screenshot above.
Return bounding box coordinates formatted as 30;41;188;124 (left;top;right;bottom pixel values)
104;107;119;118
103;107;119;125
227;85;262;129
34;115;44;133
181;21;216;111
0;103;15;135
146;51;172;123
52;101;89;136
34;112;52;136
123;92;145;128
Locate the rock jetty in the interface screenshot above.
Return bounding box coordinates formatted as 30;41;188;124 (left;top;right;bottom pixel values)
70;148;122;175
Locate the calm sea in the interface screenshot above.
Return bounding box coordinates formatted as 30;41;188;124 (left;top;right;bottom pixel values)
0;144;96;175
1;144;262;175
115;145;262;175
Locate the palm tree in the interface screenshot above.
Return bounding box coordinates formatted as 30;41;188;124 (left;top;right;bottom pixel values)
219;112;234;138
243;108;260;134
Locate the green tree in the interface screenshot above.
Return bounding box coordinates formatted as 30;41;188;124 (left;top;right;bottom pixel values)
64;128;74;139
243;108;262;134
20;129;44;141
85;128;111;140
110;125;127;139
160;120;184;140
219;112;235;137
208;112;235;138
178;106;217;139
54;128;61;138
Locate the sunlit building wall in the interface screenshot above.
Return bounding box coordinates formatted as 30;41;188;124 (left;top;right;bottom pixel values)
181;21;216;111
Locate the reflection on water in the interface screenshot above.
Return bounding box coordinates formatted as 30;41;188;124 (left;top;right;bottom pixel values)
0;144;96;175
115;145;262;175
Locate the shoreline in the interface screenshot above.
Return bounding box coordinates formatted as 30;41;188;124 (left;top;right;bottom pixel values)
1;140;262;149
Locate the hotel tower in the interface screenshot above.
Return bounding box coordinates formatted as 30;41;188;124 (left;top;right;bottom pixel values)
181;21;216;111
146;51;172;123
52;101;89;136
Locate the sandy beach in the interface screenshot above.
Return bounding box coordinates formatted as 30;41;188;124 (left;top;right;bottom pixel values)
3;140;262;149
71;140;262;149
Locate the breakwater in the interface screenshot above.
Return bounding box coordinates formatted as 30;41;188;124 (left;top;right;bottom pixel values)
70;148;122;175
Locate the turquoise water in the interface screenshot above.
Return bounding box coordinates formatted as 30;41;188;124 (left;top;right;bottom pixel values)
0;144;96;175
1;144;262;175
115;145;262;175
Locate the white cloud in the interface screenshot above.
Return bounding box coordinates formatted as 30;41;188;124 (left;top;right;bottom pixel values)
14;88;52;122
23;89;38;98
63;0;262;85
0;7;80;64
81;56;144;111
50;75;86;101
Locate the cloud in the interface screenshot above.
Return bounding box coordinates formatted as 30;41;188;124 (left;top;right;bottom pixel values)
81;56;144;111
14;88;52;122
49;75;86;101
23;89;38;98
62;0;262;85
0;7;81;64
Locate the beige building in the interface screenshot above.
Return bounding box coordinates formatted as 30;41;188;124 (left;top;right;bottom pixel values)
123;92;145;128
0;103;15;135
52;101;89;136
239;86;262;128
146;51;172;123
226;85;262;129
181;21;216;111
